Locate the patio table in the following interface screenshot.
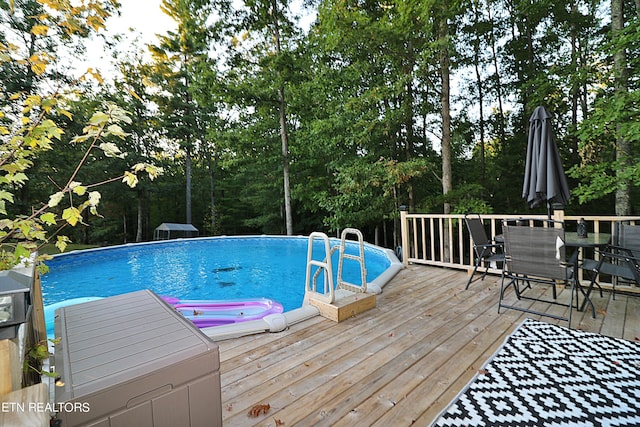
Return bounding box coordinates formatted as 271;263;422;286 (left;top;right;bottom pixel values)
564;232;611;248
564;232;611;313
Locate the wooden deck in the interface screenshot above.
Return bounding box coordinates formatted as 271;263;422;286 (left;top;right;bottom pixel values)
217;265;640;426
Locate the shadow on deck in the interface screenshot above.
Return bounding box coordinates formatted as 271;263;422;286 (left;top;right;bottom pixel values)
217;265;640;426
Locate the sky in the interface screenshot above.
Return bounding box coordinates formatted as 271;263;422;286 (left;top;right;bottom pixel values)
77;0;314;79
108;1;176;42
77;1;176;78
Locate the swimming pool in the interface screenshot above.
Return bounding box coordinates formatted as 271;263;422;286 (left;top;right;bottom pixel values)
42;235;402;339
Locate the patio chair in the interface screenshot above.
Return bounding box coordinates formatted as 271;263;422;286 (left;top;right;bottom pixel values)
499;219;580;328
465;214;505;289
582;223;640;302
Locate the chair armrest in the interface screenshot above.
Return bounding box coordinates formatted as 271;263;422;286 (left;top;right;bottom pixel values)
476;243;502;250
594;245;640;274
597;244;639;261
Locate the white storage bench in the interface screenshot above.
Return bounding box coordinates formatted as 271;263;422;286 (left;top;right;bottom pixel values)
53;290;222;427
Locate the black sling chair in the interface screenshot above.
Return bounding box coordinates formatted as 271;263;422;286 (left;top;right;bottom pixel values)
499;219;583;328
465;214;505;290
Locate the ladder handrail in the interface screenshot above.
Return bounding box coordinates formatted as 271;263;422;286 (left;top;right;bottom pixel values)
337;228;367;294
304;232;335;304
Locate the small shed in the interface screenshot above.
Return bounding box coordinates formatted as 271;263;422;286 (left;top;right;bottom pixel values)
153;223;199;240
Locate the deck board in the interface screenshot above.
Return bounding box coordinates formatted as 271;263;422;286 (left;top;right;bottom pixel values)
218;265;639;426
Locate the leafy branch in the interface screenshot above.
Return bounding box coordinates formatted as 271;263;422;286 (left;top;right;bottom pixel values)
0;98;162;271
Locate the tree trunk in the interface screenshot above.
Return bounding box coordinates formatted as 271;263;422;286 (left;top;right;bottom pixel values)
439;14;452;262
122;213;127;244
136;192;143;242
612;0;631;215
272;0;293;235
486;1;506;142
185;141;192;224
184;64;194;225
279;87;293;235
569;0;581;163
440;19;452;215
404;39;416;211
206;149;216;234
472;0;486;183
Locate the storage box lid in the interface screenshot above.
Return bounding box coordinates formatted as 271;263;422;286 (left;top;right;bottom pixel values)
55;290;219;401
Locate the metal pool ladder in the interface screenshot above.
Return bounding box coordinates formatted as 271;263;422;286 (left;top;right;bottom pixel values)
304;228;367;304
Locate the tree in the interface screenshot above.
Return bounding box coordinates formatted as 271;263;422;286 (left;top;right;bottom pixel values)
568;2;640;211
6;0;638;250
0;0;160;269
112;54;158;242
291;0;442;244
612;0;631;215
437;4;453;216
220;0;301;235
149;0;215;225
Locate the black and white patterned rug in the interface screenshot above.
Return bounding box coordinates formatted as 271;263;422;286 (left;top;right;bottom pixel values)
431;318;640;426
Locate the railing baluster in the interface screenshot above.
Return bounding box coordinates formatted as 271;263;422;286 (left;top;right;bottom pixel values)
399;212;640;293
458;218;464;266
421;217;427;260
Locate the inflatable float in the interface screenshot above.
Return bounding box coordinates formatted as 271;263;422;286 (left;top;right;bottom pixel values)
161;296;284;328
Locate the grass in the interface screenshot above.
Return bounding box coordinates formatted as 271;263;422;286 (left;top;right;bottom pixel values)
38;243;99;256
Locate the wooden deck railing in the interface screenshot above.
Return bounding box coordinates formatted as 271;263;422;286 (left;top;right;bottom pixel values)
399;210;640;290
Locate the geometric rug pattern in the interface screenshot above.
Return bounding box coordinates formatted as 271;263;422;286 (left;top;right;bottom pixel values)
431;318;640;426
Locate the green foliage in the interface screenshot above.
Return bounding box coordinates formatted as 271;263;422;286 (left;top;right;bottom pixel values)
0;0;162;269
24;338;60;378
0;99;161;267
445;184;494;215
567;16;640;207
318;158;430;231
2;0;639;249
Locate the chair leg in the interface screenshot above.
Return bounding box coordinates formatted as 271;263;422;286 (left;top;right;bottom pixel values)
583;270;604;298
479;265;490;281
498;274;506;313
499;275;521;307
612;277;616;300
513;276;524;299
579;274;600;314
465;259;482;290
575;279;596;319
568;278;574;328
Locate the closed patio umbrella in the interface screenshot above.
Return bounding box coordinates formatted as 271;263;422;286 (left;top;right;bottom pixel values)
522;106;570;217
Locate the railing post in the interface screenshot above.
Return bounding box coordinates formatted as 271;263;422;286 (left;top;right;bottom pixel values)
400;206;409;266
552;204;565;227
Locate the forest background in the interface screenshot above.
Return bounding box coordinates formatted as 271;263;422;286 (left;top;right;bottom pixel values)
2;0;639;253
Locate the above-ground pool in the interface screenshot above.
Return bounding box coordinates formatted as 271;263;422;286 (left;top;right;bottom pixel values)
42;235;402;338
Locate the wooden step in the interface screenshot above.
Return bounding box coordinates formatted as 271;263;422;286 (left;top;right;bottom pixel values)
308;292;376;322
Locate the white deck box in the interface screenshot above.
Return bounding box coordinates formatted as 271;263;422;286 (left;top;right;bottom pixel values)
54;290;222;427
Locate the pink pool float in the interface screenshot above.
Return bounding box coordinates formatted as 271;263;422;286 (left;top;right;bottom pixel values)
161;296;284;328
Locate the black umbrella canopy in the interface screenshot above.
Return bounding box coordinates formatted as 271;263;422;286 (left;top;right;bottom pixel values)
522;106;571;212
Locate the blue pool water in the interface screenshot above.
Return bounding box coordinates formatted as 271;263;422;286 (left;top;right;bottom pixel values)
41;236;392;314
